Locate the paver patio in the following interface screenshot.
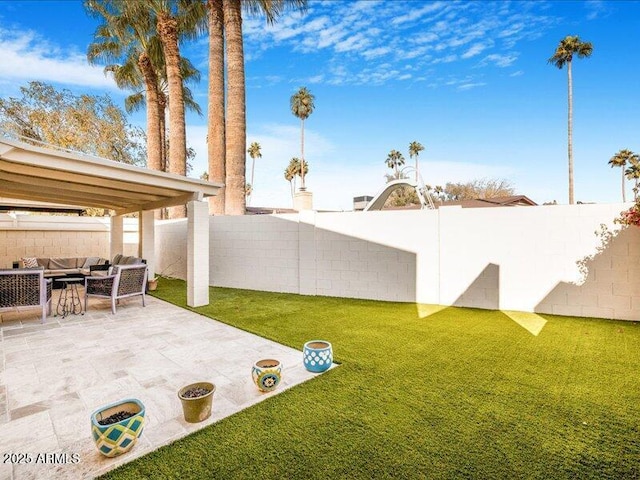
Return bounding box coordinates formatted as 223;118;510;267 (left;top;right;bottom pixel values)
0;289;330;479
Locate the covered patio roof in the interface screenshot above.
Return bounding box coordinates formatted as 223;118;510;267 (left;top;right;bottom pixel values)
0;134;220;307
0;135;221;215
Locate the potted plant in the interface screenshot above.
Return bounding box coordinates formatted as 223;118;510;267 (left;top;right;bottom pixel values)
90;398;145;458
178;382;215;423
147;258;183;292
303;340;333;373
251;359;282;392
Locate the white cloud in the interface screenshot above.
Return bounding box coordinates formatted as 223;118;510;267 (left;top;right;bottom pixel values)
510;70;524;77
362;46;392;60
483;53;518;67
461;42;491;59
457;82;486;91
391;2;447;25
0;27;117;90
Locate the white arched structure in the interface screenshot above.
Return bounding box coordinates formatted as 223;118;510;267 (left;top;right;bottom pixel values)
364;168;435;211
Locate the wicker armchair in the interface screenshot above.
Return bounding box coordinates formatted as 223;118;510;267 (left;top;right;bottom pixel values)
0;268;52;323
84;264;148;314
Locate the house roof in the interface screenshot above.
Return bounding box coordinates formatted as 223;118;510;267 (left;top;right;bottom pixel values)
0;134;222;215
378;195;538;211
436;195;538;208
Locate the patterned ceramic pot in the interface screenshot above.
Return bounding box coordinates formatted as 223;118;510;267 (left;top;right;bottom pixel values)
178;382;215;423
252;359;282;392
303;340;333;373
90;398;145;458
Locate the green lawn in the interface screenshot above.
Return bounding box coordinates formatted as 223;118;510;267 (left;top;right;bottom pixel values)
102;278;640;479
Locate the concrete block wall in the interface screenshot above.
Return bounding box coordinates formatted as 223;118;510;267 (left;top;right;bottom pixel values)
211;215;300;292
0;214;140;268
0;214;110;268
152;203;640;321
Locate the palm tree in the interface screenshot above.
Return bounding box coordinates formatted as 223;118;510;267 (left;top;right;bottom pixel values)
624;154;640;201
408;141;424;181
85;0;163;173
609;149;637;202
385;149;405;177
246;141;262;205
284;157;309;202
548;35;593;205
207;0;225;215
290;86;315;191
284;161;296;202
205;0;306;215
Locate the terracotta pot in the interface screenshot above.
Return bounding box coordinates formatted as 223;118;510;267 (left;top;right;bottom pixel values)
178;382;215;423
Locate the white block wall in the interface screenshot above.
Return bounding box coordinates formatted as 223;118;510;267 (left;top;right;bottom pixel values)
154;203;640;321
0;214;140;268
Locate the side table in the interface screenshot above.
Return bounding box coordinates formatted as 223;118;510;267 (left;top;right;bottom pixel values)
55;277;84;317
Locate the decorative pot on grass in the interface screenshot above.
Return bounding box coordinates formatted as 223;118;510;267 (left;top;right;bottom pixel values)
303;340;333;373
252;359;282;392
178;382;215;423
147;277;158;291
90;398;145;458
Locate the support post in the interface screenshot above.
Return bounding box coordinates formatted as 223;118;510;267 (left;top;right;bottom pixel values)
187;200;209;307
139;210;155;279
110;215;124;261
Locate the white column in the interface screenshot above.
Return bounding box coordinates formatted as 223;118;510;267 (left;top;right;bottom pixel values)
139;210;155;279
110;215;124;261
187;200;209;307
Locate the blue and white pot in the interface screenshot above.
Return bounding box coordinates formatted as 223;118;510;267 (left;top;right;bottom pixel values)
303;340;333;373
252;359;282;392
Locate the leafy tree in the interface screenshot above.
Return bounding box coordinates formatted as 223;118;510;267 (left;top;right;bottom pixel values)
624;154;640;201
609;149;638;202
246;141;262;205
548;35;593;205
408;141;424;181
0;81;145;165
385;149;405;177
442;178;515;201
290;86;315;191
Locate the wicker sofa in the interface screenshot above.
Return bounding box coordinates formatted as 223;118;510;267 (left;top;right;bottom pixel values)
0;268;52;322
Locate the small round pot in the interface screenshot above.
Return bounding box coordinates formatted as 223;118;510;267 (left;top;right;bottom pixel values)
90;398;145;458
303;340;333;373
251;359;282;392
178;382;215;423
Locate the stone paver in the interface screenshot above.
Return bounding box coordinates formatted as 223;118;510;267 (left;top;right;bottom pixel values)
0;289;332;479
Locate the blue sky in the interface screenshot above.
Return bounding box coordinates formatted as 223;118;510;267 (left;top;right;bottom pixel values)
0;0;638;210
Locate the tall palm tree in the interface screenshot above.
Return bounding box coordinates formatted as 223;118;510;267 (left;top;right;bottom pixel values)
207;0;225;215
125;0;203;218
85;0;163;173
205;0;306;215
624;153;640;201
290;86;315;191
408;141;424;181
222;0;246;215
385;149;405;177
609;149;636;203
548;35;593;205
246;141;262;205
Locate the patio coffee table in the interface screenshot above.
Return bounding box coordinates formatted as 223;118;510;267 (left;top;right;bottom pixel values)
55;277;84;317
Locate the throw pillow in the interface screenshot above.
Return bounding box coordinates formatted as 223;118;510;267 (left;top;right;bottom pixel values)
21;257;39;268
